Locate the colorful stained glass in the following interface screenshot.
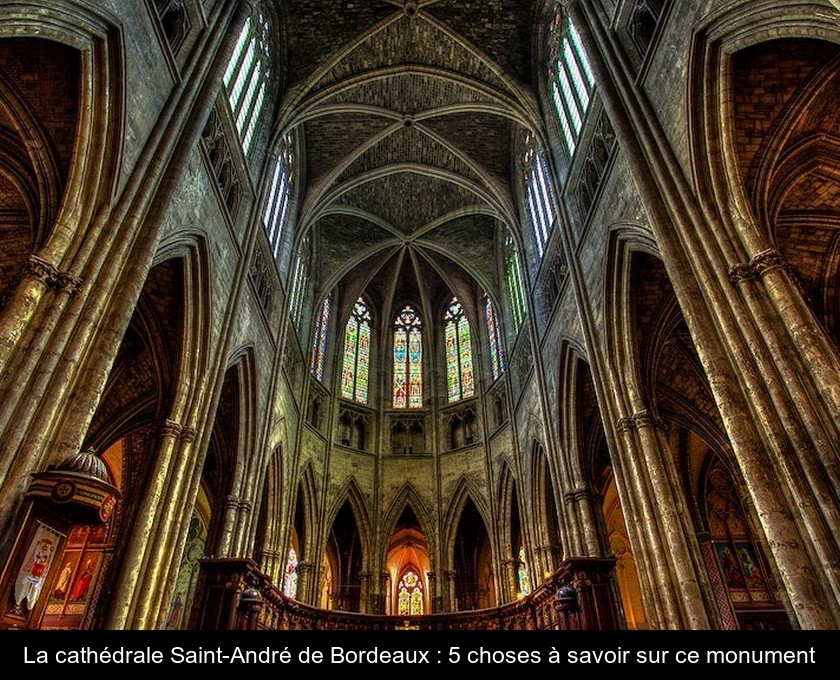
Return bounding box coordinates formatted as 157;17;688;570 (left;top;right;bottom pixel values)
393;306;422;408
458;315;474;398
484;294;504;380
341;298;371;403
445;321;459;400
443;298;474;402
284;547;298;599
310;296;330;381
517;546;531;596
397;570;423;616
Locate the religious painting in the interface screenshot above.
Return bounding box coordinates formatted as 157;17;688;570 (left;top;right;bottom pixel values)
41;524;108;629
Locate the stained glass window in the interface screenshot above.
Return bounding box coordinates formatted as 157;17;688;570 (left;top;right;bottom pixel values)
341;298;372;403
517;546;531;596
397;570;423;616
548;12;594;156
284;547;298;599
484;294;504;380
444;298;475;402
263;133;294;258
393;306;422;408
505;234;526;332
310;296;331;381
223;14;271;154
523;135;557;260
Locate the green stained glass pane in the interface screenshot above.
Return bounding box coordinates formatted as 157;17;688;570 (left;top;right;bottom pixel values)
410;589;423;615
341;319;357;399
446;320;459;401
357;321;370;403
458;315;474;398
408;327;422;408
398;587;410;616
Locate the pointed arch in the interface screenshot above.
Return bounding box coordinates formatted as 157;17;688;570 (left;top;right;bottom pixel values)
378;482;436;565
323;477;371;613
442;474;492;560
443;478;496;611
324;475;373;563
0;3;125;257
294;461;319;561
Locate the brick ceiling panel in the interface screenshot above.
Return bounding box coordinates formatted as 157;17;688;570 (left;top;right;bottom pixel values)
425;0;535;87
422;113;514;185
304;114;394;186
335;126;484;186
281;0;398;90
318;73;499;114
315;213;395;283
318;16;509;93
334;172;483;234
417;214;498;286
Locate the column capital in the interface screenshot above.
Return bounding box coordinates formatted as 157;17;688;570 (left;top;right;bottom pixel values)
728;248;787;284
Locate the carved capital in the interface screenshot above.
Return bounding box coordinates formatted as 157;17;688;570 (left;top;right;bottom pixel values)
222;494;241;510
728;248;787;284
24;255;60;285
180;425;198;443
160;419;183;439
616;409;668;434
563;487;592;504
23;255;81;294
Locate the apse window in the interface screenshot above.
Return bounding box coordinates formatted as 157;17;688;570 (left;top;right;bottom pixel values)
393;306;423;408
224;13;270;154
549;13;595;156
484;294;504;380
310;296;331;382
341;297;372;404
443;298;475;403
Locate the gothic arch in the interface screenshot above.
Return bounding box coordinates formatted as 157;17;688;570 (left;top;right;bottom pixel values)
324;476;373;570
292;462;319;562
253;442;283;580
441;474;492;568
378;482;436;567
443;478;496;611
0;3;123;281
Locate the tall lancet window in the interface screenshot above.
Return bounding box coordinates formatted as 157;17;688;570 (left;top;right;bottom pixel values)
484;294;504;380
393;306;423;408
341;297;372;403
523;135;557;259
505;233;526;333
310;296;331;381
548;11;595;156
262;132;294;257
223;13;271;153
444;298;475;402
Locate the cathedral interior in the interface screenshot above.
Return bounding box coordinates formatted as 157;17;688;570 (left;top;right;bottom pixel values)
0;0;839;631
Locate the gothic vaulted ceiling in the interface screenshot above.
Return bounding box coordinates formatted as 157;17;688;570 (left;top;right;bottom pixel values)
273;0;544;324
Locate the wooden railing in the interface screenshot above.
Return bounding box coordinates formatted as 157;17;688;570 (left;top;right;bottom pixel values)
191;557;619;631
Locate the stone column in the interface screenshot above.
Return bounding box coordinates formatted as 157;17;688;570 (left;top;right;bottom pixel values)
570;0;840;628
444;570;457;611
